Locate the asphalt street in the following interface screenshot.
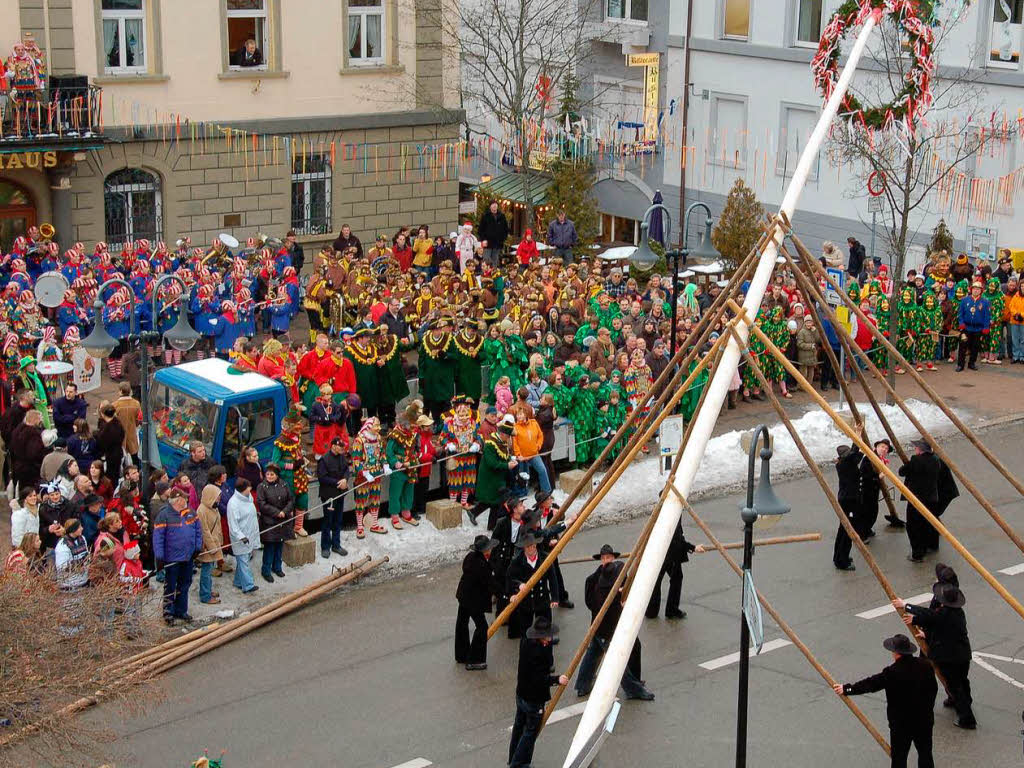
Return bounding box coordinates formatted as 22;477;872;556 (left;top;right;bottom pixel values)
97;423;1024;768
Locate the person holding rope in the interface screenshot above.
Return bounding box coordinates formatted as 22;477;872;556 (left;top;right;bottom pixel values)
455;534;497;671
508;615;569;768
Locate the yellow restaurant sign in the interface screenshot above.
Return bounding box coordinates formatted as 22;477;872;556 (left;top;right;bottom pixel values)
626;53;660;67
0;151;58;170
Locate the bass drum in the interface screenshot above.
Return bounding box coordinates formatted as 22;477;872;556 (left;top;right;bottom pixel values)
34;271;70;308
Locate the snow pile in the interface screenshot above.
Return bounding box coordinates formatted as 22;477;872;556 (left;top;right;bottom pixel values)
182;398;960;621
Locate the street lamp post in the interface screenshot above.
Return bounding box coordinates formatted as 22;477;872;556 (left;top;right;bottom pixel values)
736;425;790;768
81;275;200;500
630;201;720;360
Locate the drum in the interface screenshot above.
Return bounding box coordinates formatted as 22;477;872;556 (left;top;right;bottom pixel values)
34;271;70;308
219;233;240;249
35;360;74;376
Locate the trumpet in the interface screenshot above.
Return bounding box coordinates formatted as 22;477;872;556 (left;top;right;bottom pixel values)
254;296;289;309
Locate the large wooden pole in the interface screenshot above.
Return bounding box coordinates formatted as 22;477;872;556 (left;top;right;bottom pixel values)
565;17;885;763
557;534;821;564
739;309;1024;622
677;491;890;755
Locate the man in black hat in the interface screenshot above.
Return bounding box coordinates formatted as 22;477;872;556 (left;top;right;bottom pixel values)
833;633;938;768
577;544;654;700
491;494;528;629
858;440;884;539
508;615;568;768
895;583;976;729
646;521;703;618
456;534;497;670
530;490;573;609
898;439;941;562
928;456;959;553
832;443;861;572
506;530;559;639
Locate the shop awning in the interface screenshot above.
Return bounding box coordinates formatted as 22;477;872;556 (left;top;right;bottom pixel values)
594;178;651;220
0;136;107;154
471;171;552;207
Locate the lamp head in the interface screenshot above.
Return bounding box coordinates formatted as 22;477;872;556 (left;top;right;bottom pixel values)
81;304;118;359
691;217;720;262
752;454;790;519
630;222;659;271
163;308;201;352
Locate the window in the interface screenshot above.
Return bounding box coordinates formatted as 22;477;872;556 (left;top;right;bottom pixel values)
291;155;332;236
989;0;1023;68
710;94;748;167
223;398;276;471
795;0;823;45
777;104;817;178
348;0;385;64
150;383;218;455
104;168;162;248
102;0;146;72
227;0;268;69
723;0;749;39
607;0;648;22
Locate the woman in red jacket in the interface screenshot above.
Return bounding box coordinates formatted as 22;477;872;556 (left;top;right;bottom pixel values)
413;415;438;521
516;229;539;269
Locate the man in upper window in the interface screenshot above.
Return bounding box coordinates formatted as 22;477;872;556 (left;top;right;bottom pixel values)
231;37;263;68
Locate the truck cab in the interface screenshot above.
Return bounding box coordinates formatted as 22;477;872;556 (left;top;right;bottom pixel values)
150;359;288;477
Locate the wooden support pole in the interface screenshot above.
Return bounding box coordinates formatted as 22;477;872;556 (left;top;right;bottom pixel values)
558;534;822;564
676;490;891;756
792;230;1024;500
736;305;1024;623
784;239;1024;555
487;321;741;639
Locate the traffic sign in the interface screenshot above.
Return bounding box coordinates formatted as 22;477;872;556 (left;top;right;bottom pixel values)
825;267;845;306
742;569;764;654
868;196;885;213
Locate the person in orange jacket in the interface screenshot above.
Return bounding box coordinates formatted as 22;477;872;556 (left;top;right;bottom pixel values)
512;409;550;497
1005;280;1024;364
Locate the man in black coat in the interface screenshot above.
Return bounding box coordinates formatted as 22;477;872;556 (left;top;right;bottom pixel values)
11;408;46;493
898;440;941;562
332;224;363;258
506;531;559;639
508;616;567;768
927;457;959;552
896;583;976;729
491;497;528;624
857;440;887;539
833;443;862;571
646;521;703;618
316;437;350;560
477;200;509;267
455;534;497;670
52;383;87;440
834;633;938;768
0;388;32;486
577;544;654;699
847;236;866;278
179;440;215;493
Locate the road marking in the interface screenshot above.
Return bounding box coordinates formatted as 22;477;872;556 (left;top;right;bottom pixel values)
388;760;432;768
546;701;588;725
972;652;1024;691
998;563;1024;576
698;639;792;670
855;592;932;620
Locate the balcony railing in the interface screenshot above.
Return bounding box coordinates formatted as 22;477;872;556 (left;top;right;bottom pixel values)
0;83;103;143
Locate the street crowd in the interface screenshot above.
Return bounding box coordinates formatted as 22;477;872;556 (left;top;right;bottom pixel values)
0;212;1017;768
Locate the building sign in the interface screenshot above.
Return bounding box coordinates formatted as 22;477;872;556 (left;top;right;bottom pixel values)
627;53;660;142
965;226;997;259
0;151;59;170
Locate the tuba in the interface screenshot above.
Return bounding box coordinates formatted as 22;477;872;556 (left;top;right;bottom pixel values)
38;223;55;241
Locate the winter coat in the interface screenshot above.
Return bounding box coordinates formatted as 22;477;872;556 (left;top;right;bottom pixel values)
10;422;45;487
256;478;295;543
585;561;625;640
196;484;224;563
316;451;350;501
836;445;862;502
67;434;99;474
843;655;937;729
906;603;971;663
898;452;941;505
10;504;39;547
52;395;87;438
456;549;495;613
41;449;73;483
114;396;142;454
179;455;215;493
95;418;126;476
512;420;544;459
478;210;510;251
795;327;819;366
535;405;556;453
525;380;548;408
474;437;510;506
151;503;203;565
227;490;260;556
546;218;578;249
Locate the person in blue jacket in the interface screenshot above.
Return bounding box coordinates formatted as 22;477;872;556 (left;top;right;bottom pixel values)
57;289;85;335
190;283;220;359
268;285;293;338
102;287;133;380
52;382;88;439
236;288;256;339
817;304;842;390
211;300;241;359
152;487;204;624
956;280;991;372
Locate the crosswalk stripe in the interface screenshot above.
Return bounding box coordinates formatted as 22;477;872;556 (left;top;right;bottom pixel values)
698;638;792;670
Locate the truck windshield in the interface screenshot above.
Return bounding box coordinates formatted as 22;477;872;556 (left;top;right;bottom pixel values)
150;381;219;454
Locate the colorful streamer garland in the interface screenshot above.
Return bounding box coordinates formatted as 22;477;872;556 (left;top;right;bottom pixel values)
812;0;939;133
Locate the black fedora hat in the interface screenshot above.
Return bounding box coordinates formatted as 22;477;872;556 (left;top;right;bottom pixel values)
534;490;552;505
515;531;542;549
470;535;498;553
882;633;917;655
910;439;933;452
526;615;559;640
591;543;622;560
932;582;966;608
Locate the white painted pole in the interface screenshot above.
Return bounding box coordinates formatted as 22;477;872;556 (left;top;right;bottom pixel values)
563;14;881;767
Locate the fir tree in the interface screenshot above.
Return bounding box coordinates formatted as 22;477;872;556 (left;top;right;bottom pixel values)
544;159;598;253
929;217;954;256
711;179;765;272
